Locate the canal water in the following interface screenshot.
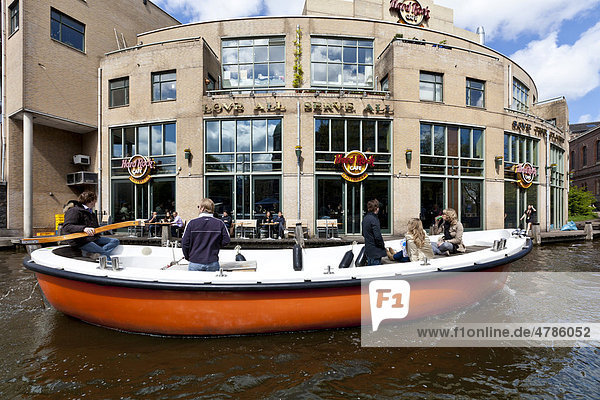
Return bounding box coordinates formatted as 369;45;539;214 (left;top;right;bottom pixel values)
1;242;599;398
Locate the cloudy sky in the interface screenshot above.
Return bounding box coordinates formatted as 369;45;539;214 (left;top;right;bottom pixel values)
153;0;600;124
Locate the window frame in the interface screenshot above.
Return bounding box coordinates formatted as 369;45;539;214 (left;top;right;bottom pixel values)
314;117;392;174
50;8;85;52
109;77;130;108
380;75;389;92
582;145;587;166
420;123;485;178
466;78;485;108
221;36;286;89
9;0;18;35
204;118;283;174
151;70;177;102
420;71;443;102
310;36;374;90
110;122;177;177
512;78;529;112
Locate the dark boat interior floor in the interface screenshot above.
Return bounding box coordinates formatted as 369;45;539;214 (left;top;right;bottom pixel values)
52;246;93;262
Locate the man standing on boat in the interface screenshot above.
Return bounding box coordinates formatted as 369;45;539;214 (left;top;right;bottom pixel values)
362;199;387;265
182;198;231;271
62;191;120;261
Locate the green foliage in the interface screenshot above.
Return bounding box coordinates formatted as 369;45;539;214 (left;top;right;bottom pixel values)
568;185;597;217
292;26;304;88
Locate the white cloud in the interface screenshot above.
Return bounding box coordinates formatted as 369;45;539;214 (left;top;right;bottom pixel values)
510;22;600;101
435;0;600;41
577;111;600;123
153;0;304;22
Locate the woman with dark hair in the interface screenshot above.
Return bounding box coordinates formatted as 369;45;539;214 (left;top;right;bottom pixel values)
520;204;537;236
431;208;466;255
62;191;120;261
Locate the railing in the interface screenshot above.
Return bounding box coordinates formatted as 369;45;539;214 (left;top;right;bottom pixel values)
206;88;390;98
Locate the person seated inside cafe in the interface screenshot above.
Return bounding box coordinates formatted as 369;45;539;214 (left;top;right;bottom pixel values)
171;211;185;237
146;211;159;236
274;211;286;239
261;211;274;238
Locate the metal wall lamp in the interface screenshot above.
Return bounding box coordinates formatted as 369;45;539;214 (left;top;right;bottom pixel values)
405;149;412;163
495;155;504;167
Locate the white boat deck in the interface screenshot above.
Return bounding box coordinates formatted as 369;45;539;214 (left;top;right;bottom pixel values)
30;229;528;285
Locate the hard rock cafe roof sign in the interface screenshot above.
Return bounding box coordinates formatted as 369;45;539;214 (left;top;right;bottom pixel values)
390;0;431;26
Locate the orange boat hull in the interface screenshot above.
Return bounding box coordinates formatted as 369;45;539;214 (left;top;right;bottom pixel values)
34;266;508;335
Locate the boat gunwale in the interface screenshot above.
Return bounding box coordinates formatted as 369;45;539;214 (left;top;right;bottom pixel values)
23;239;532;291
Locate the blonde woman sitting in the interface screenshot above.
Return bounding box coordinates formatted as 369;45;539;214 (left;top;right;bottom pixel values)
431;208;466;255
387;218;434;262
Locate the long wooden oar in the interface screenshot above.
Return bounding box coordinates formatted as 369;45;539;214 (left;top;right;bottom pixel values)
20;220;145;245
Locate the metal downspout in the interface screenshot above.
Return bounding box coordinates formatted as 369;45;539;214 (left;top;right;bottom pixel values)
97;68;102;217
1;0;7;181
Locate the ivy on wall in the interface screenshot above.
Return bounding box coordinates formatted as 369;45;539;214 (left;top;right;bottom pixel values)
293;26;304;88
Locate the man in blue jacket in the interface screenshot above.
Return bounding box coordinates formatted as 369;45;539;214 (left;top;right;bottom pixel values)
182;198;231;271
362;199;387;265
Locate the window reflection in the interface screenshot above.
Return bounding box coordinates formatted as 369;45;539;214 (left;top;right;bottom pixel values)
311;37;374;89
222;37;285;89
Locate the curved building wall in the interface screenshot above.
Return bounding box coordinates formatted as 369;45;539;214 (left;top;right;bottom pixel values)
101;16;568;235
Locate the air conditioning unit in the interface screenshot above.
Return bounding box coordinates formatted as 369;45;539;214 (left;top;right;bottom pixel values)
73;154;91;165
67;171;98;186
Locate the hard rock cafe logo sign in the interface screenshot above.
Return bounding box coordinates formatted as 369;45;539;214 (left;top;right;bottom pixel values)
122;154;156;185
514;162;537;189
390;0;431;26
334;151;375;182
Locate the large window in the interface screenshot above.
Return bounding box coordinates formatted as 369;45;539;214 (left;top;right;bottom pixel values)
315;118;391;173
50;8;85;52
582;146;587;166
466;78;485;107
9;1;18;35
205;118;282;173
205;118;282;221
111;122;176;177
549;145;565;228
311;37;374;89
503;132;540;229
420;124;484;177
222;37;285;89
503;133;539;169
109;77;129;107
420;72;443;102
152;70;176;102
111;123;176;223
512;78;529;112
597;140;600;163
420;123;485;230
